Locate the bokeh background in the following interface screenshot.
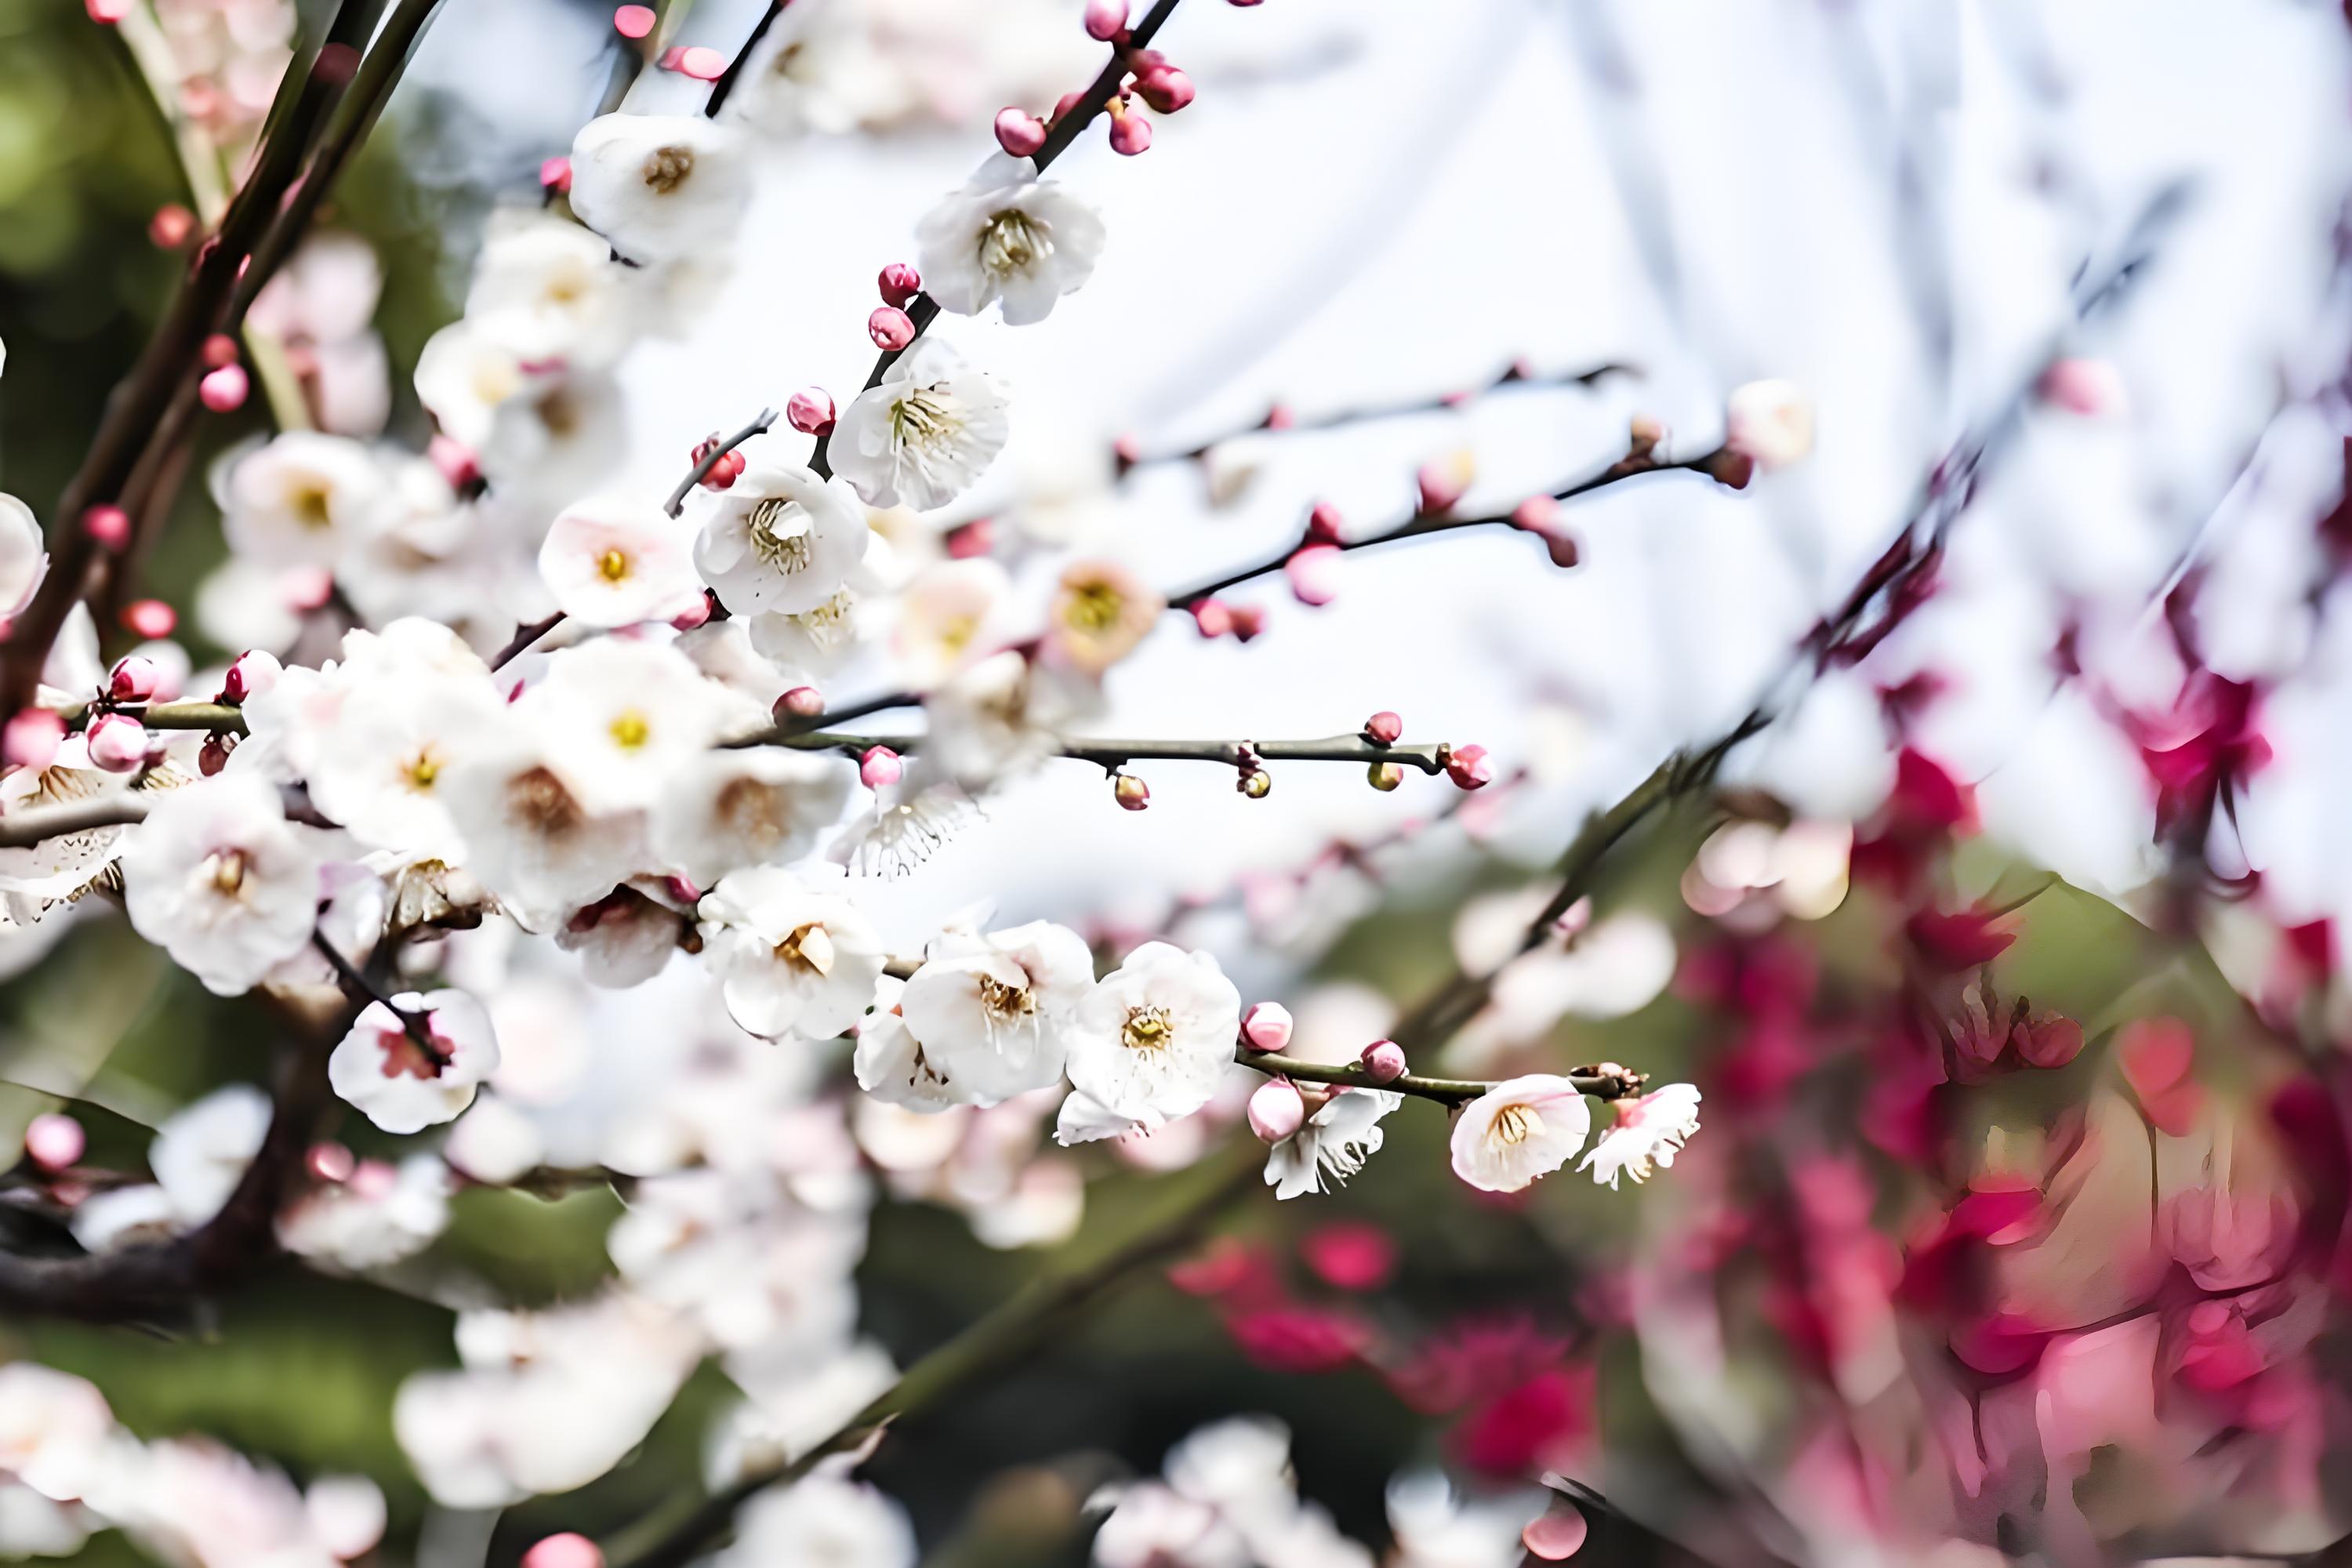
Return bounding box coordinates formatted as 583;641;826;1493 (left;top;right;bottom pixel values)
5;0;2352;1564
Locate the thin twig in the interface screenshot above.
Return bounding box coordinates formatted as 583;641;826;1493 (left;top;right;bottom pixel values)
665;408;779;516
701;0;784;118
1233;1048;1645;1107
740;728;1457;776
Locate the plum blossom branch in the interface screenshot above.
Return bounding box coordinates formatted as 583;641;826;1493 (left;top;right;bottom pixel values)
701;0;784;119
1233;1048;1646;1107
664;408;778;516
751;728;1461;776
603;1135;1264;1568
307;930;448;1068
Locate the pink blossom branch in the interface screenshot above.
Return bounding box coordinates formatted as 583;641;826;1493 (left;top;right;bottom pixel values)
1232;1047;1646;1107
757;728;1461;777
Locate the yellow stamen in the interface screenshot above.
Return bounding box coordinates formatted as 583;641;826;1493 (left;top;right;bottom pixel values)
598;547;630;582
610;710;651;750
1490;1102;1542;1147
1121;1006;1174;1051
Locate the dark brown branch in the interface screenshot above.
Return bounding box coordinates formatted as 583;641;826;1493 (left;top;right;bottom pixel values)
740;728;1457;776
702;0;784;119
1234;1047;1646;1106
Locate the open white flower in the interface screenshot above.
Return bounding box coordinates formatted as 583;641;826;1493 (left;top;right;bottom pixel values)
1064;942;1240;1126
697;866;884;1040
649;748;851;890
1725;379;1814;470
276;1154;453;1269
0;492;49;618
745;589;869;680
121;773;322;996
465;213;634;371
891;557;1013;690
717;1475;915;1568
0;737;136;916
915;154;1108;325
1577;1082;1701;1189
1447;1074;1592;1193
853;1004;965;1112
438;731;649;930
304;670;506;860
151;1083;273;1225
328;989;501;1134
541;495;705;628
414;321;525;449
1265;1087;1403;1200
895;920;1092;1107
568;113;750;264
828;339;1009;511
531;637;735;815
0;1363;113;1505
223;431;393;565
693;462;870;616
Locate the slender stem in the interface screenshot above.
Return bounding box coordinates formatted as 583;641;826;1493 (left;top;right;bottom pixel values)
1120;360;1636;473
702;0;783;118
0;792;153;851
309;930;448;1066
603;1137;1263;1568
1234;1047;1645;1107
489;613;564;672
742;728;1454;776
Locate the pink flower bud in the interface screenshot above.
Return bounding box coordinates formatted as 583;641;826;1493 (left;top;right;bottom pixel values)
85;0;134;20
1054;90;1085;120
1521;1501;1589;1562
3;709;64;771
868;307;916;351
994;107;1049;158
1416;456;1468;514
428;434;480;488
307;1142;357;1183
1191;598;1233;638
1363;710;1403;746
945;517;995;558
786;387;836;436
860;746;902;789
1444;742;1493;791
1305;500;1344;543
1284;544;1341;606
122;599;176;640
1247;1078;1306;1143
878;262;922;308
108;655;161;703
1706;449;1756;491
1108;106;1153;155
1083;0;1128;38
612;4;655;38
198;364;249;412
201;333;240;370
149;203;194;248
522;1534;604;1568
2038;357;2124;418
83;505;131;549
1226;604;1266;642
1240;1000;1293;1053
670;593;714;632
1545;533;1580;569
220;649;281;704
1228;0;1264;6
23;1112;83;1172
1112;431;1141;470
1359;1039;1407;1082
1510;494;1561;535
198;732;232;775
676;44;727;80
85;712;148;773
539;155;573;193
769;688;825;724
1134;64;1195;113
1114;773;1150;811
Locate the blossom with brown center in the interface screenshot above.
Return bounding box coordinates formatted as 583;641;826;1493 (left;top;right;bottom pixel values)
1047;559;1163;675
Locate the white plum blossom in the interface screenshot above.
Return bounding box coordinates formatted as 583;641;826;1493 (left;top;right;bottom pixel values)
568;113;751;264
151;1083;274;1225
716;1475;916;1568
555;884;691;988
327;989;502;1134
413;321;525;448
1577;1082;1701;1189
895;920;1093;1106
828;339;1010;511
1062;942;1240;1127
464;213;635;370
0;1363;113;1505
276;1155;453;1269
120;772;323;996
697;866;885;1040
1724;378;1815;470
438;732;649;929
303;670;506;859
0;492;49;618
891;557;1014;690
1265;1087;1403;1200
530;636;736;815
1447;1074;1593;1194
650;749;852;889
853;1004;962;1112
0;737;136;921
915;154;1109;325
693;461;871;617
539;495;706;628
223;431;393;564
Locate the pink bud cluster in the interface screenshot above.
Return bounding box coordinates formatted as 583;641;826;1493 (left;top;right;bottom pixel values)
994;2;1218;164
691;432;748;492
1189;600;1266;642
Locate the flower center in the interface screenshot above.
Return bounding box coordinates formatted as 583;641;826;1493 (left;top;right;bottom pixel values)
889;387;963;449
539;388;581;437
510;766;585;838
405;749;441;790
1062;582;1125;635
979;209;1049;278
748;497;815;574
1490;1102;1542;1147
598;547;631;582
978;974;1036;1022
609;710;652;750
1121;1006;1174;1051
201;848;248;896
643;145;694;194
714;776;786;845
787;590;857;651
289;481;334;530
775;921;835;977
379;1025;448;1081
